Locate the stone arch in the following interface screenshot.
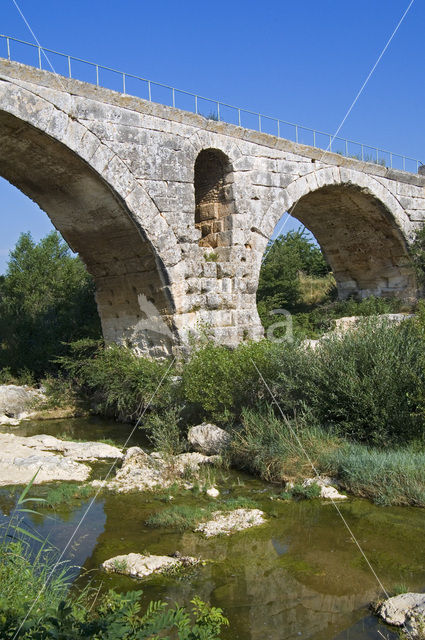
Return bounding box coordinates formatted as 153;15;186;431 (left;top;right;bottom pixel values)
258;167;415;299
194;148;234;248
0;80;181;356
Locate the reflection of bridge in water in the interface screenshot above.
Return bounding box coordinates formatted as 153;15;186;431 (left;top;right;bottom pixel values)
1;43;424;356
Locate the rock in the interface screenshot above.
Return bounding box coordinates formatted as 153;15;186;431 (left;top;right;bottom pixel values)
101;552;198;578
303;476;347;500
0;384;45;424
25;434;123;460
94;446;221;493
188;423;231;455
0;432;122;485
206;486;220;498
376;592;425;637
195;508;266;537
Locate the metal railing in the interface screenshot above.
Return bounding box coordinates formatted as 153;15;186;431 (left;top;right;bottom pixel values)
0;34;422;174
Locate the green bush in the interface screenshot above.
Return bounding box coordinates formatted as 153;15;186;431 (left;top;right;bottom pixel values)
56;340;175;422
181;340;281;425
271;318;425;446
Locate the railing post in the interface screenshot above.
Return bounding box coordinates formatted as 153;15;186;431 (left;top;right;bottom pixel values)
172;87;175;108
38;46;42;69
376;148;379;165
6;37;10;61
403;156;406;171
361;145;364;162
313;129;316;147
68;56;72;78
390;152;393;169
122;73;126;94
345;139;348;157
258;113;261;132
277;119;280;138
329;134;332;152
238;108;241;126
96;65;99;86
217;101;220;121
148;80;151;101
295;124;298;143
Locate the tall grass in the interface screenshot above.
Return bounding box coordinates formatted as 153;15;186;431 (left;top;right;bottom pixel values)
320;443;425;506
230;408;339;483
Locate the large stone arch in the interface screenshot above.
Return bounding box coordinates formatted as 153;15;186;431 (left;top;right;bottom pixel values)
257;167;415;299
0;78;180;356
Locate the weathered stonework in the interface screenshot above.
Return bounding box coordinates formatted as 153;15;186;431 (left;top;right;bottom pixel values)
0;59;424;356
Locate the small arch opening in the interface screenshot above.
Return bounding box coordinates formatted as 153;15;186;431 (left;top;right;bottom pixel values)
194;149;234;248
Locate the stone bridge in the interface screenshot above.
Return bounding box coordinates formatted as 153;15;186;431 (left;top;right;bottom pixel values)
1;59;424;356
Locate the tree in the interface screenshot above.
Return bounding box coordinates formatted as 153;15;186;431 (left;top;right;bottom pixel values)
0;231;101;377
257;229;330;311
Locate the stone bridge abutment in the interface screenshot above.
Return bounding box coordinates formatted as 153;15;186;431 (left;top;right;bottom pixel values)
0;59;423;356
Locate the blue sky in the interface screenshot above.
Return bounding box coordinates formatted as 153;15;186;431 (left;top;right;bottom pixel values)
0;0;423;272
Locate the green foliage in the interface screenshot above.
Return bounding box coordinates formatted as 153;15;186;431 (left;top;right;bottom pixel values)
290;482;321;500
257;229;330;319
56;340;175;422
320;442;425;506
142;406;185;455
411;224;425;289
181;339;281;425
0;232;101;377
272;318;425;446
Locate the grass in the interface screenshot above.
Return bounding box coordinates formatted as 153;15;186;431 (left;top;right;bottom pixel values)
230;407;339;483
43;483;96;509
146;497;259;531
319;443;425;507
298;272;336;307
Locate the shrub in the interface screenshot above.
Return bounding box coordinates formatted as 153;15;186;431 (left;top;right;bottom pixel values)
271;318;425;446
55;340;176;422
181;339;281;425
142;406;186;456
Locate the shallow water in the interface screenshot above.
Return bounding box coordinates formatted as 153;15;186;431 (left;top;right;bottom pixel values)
1;417;424;640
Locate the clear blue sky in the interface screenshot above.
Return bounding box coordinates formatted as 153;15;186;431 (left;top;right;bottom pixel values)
0;0;423;272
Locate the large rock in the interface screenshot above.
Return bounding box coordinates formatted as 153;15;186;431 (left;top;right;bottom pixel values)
0;432;122;485
376;592;425;637
188;423;231;455
101;552;198;578
195;508;266;537
94;446;220;493
0;385;44;424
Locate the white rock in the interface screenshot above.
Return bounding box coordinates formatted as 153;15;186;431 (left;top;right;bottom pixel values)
97;446;221;493
188;423;231;455
377;593;425;637
0;432;122;485
0;384;44;418
206;486;220;498
101;552;198;578
195;508;266;537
